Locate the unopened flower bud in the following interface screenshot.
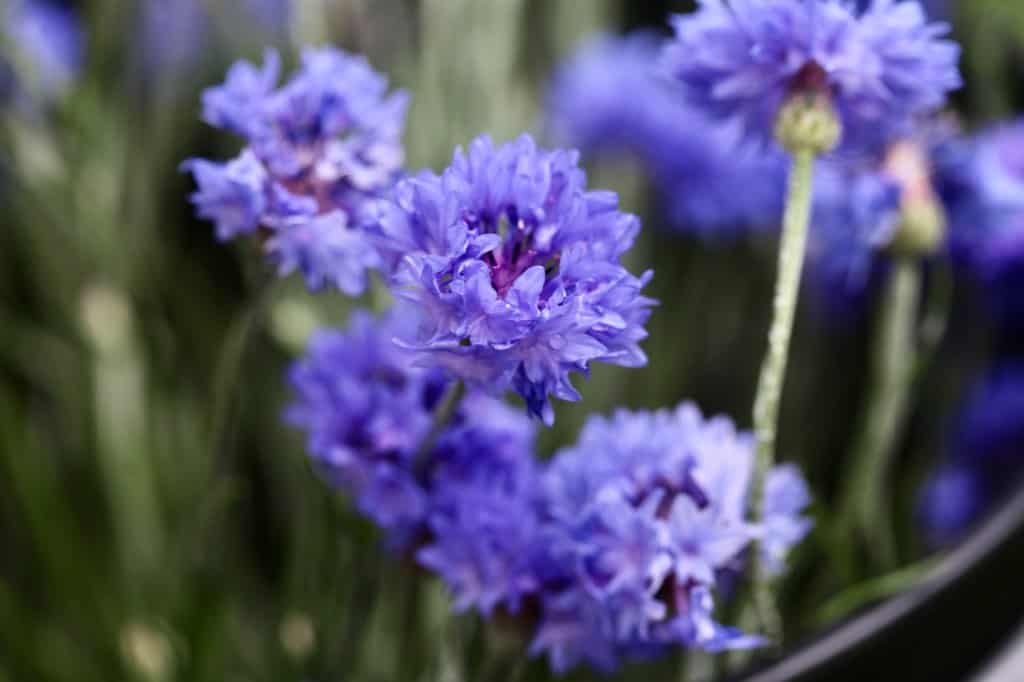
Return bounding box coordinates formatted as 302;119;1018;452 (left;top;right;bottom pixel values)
775;94;841;156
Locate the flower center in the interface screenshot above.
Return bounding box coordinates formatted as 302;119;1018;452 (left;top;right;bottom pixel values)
790;61;831;98
471;210;560;298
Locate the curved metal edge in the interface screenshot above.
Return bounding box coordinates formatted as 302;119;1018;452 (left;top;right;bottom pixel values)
735;487;1024;682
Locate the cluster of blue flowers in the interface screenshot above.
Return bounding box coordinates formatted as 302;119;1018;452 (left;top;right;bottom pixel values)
184;47;409;295
286;312;812;672
180;0;1003;672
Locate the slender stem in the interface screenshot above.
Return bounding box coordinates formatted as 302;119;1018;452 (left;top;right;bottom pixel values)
841;257;922;570
414;379;466;473
748;147;818;642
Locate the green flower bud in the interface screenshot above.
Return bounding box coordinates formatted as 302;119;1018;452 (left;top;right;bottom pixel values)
774;93;841;155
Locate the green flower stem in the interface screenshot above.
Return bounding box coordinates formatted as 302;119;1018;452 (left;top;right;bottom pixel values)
840;256;922;569
749;147;818;642
415;379;466;472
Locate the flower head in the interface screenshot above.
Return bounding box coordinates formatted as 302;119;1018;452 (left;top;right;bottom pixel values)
530;403;811;673
662;0;961;151
286;311;442;538
287;309;542;598
417;402;542;614
376;134;654;424
546;32;785;238
185;47;408;295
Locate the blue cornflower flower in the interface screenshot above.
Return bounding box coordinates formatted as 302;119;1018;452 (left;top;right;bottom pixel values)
919;364;1024;546
662;0;961;151
375;134;654;424
546;32;785;238
2;0;83;101
286;311;442;538
530;403;811;673
185;47;408;295
416;397;542;615
287;309;544;608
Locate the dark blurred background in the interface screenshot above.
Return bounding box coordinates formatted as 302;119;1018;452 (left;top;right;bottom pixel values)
1;1;1023;680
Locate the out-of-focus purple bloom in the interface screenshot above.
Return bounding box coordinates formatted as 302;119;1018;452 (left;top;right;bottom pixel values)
286;311;441;537
805;159;902;311
952;365;1024;474
266;211;384;292
919;364;1024;546
760;465;814;573
376;134;653;424
917;465;986;548
546;32;784;239
287;310;542;615
2;0;83;101
417;405;541;615
662;0;961;151
185;47;408;295
530;403;810;673
939;120;1024;332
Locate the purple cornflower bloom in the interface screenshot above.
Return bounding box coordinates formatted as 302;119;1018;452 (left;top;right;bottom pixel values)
185;47;408;295
417;397;542;615
287;310;543;612
546;32;785;238
918;364;1024;546
286;311;442;538
662;0;961;151
530;403;811;673
375;134;654;424
2;0;83;101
